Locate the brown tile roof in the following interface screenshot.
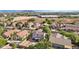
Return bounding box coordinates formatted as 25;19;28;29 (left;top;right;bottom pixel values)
49;33;72;46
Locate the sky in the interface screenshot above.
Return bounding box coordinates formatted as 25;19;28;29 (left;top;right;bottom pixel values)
0;0;79;11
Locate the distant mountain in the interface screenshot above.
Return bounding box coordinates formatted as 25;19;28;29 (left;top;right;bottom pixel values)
0;10;35;12
20;10;35;12
0;10;79;13
0;10;17;12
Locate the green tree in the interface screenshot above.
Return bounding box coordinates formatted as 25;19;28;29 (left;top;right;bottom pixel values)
45;18;52;24
28;18;35;22
0;36;7;47
43;25;51;36
12;43;17;49
28;39;52;49
0;26;4;35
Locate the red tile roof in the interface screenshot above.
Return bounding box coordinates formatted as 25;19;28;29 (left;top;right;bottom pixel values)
3;29;29;38
3;29;20;37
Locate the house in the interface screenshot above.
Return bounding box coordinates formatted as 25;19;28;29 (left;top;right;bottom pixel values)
33;22;41;29
3;29;29;41
49;32;72;49
3;29;21;38
27;22;34;29
61;24;79;31
51;23;79;32
32;29;45;41
51;23;64;29
17;30;29;38
19;40;32;48
2;44;12;49
51;23;58;29
27;22;41;29
3;29;20;38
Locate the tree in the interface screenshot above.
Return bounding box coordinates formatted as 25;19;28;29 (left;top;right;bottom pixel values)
28;39;52;49
43;25;51;36
0;36;7;47
45;18;52;24
12;43;17;49
16;22;23;29
28;18;35;22
0;26;4;35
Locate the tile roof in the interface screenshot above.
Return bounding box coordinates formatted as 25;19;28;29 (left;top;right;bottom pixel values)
17;30;28;37
49;33;72;46
3;29;29;38
3;29;21;37
19;40;32;47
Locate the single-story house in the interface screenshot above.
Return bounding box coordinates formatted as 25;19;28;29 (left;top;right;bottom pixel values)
3;29;29;40
3;29;21;38
49;32;72;49
61;24;79;31
27;22;34;29
33;22;41;29
17;30;29;38
32;29;45;41
19;40;32;48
